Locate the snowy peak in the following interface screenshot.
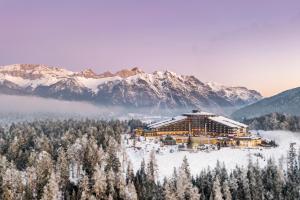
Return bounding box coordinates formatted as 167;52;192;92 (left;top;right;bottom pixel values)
77;67;144;79
207;82;262;104
48;78;86;94
114;67;144;78
0;64;73;79
77;68;98;78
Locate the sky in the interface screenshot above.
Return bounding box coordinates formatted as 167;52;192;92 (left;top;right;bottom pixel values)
1;0;300;96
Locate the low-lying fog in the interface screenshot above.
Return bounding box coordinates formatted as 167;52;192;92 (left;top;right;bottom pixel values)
0;94;201;125
0;94;247;125
0;94;126;124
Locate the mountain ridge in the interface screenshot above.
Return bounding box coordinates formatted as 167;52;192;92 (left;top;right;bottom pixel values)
0;64;263;112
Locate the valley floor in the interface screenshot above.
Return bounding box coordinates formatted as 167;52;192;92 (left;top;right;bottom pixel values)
125;130;300;178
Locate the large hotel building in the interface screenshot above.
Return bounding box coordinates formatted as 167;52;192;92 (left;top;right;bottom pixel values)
139;110;261;147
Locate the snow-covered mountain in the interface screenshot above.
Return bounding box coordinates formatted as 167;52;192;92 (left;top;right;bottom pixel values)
206;82;262;106
0;64;262;111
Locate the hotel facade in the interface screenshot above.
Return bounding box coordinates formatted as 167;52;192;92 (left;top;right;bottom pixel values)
139;110;261;147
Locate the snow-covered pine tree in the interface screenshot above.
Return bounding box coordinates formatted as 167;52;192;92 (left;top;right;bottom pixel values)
79;174;90;200
41;170;61;200
180;156;191;179
189;186;201;200
247;158;258;200
134;159;147;199
164;180;177;200
283;143;300;199
35;151;54;199
252;160;264;200
222;180;232;200
287;142;297;179
92;165;107;199
105;137;121;173
25;166;37;200
176;167;190;200
115;171;127;199
210;176;223;200
229;173;238;200
241;171;251;200
124;181;138;200
126;160;135;184
263;159;284;200
56;148;69;193
146;149;158;183
220;162;228;184
176;161;200;200
2;165;24;200
170;167;178;191
83;136;104;177
106;169;116;198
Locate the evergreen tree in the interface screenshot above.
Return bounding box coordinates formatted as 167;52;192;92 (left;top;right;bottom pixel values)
176;166;200;200
124;181;138;200
180;156;191;179
79;174;90;200
126;160;135;184
164;181;177;200
56;148;69;194
285;143;299;199
106;169;116;197
210;176;223;200
41;171;60;200
252;160;264;200
222;180;232;200
25;166;37;200
92;165;107;199
36;151;54;199
241;172;251;200
147;150;158;183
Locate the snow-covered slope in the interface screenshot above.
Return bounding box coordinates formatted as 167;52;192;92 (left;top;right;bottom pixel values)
0;64;262;111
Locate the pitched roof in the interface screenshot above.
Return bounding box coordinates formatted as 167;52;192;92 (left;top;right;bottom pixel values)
183;111;215;116
209;116;248;128
148;116;187;129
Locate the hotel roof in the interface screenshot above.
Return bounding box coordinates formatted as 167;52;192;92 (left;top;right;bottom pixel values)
183;111;215;116
209;116;248;128
147;110;248;129
148;116;187;129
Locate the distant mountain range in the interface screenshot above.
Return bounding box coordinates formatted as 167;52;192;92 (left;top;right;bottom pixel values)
0;64;262;113
232;87;300;119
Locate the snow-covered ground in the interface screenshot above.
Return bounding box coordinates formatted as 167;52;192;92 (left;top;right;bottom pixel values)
125;131;300;178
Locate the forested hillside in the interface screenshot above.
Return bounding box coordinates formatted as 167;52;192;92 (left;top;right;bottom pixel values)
0;120;300;199
243;113;300;132
232;87;300;119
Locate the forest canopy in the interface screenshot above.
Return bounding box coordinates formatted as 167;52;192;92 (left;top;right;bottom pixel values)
0;119;299;200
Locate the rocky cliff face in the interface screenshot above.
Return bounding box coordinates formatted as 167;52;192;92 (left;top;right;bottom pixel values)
0;64;262;111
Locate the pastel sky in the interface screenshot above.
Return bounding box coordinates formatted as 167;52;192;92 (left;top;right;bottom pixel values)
1;0;300;96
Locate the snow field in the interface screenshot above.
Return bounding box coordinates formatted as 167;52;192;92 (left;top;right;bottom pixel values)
125;131;300;178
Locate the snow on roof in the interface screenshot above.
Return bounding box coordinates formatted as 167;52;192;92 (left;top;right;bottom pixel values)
237;135;261;140
209;116;248;129
148;116;187;129
183;111;215;116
